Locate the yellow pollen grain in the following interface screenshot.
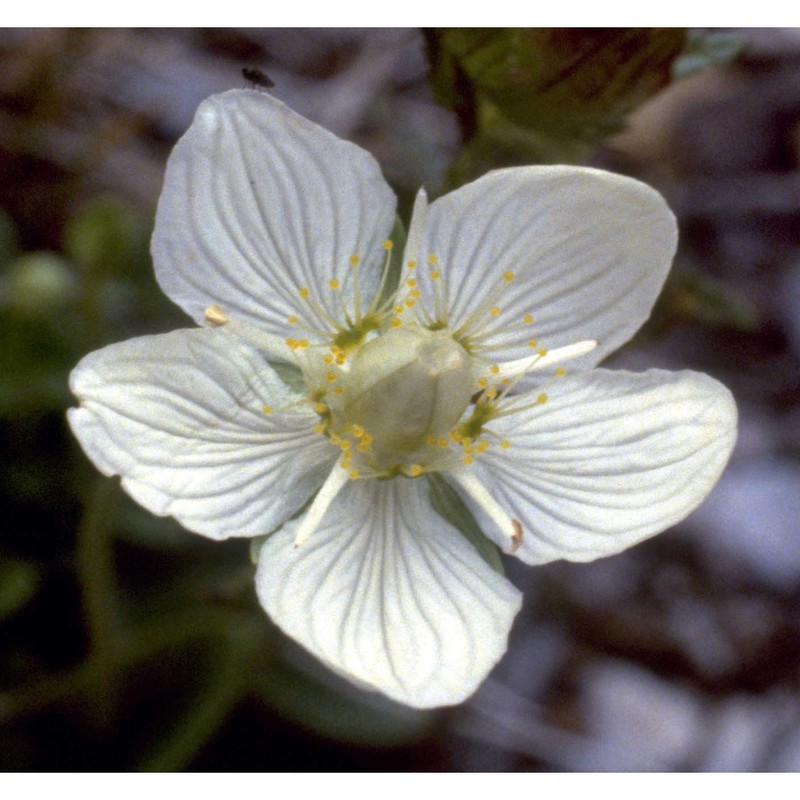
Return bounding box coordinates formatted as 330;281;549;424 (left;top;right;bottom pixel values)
503;270;515;283
501;439;511;449
394;304;405;314
408;464;423;477
555;367;567;377
262;405;273;415
339;440;351;451
410;289;421;299
328;279;340;290
537;393;548;405
350;424;365;437
349;255;360;267
490;306;500;317
523;313;534;324
335;354;346;365
330;435;342;446
298;287;310;298
383;240;394;250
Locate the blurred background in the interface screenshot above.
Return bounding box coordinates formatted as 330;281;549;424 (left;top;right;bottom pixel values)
1;28;800;771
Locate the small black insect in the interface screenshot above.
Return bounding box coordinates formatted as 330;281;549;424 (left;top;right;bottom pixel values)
242;67;275;90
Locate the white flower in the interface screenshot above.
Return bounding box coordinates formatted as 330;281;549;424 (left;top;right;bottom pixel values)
67;90;737;708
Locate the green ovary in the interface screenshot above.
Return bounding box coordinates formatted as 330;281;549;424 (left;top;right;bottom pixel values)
342;328;473;465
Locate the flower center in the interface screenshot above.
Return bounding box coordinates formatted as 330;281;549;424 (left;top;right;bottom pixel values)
339;328;473;469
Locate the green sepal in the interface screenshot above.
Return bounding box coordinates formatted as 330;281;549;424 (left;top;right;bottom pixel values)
426;472;504;575
266;359;306;394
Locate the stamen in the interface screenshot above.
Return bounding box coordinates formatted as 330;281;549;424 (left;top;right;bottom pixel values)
447;471;523;554
293;465;349;547
495;339;598;381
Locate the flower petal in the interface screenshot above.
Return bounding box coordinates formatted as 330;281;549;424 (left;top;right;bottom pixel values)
412;166;677;368
256;477;522;708
152;90;397;337
467;369;737;564
68;328;335;540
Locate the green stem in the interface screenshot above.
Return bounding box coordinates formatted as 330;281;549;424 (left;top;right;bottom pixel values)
75;475;119;725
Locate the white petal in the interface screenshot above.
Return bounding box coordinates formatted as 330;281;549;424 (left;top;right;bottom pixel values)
256;477;521;708
68;328;336;540
411;166;677;368
468;369;737;564
152;90;397;336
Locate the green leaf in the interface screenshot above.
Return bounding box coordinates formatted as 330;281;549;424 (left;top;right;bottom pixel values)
0;557;41;620
257;656;436;747
426;472;504;575
3;252;78;313
63;196;149;277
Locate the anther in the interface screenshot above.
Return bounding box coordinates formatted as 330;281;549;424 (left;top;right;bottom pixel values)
510;520;523;553
204;304;228;326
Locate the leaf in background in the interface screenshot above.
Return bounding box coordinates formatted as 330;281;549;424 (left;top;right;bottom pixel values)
0;208;20;268
426;28;688;180
650;262;759;334
0;558;41;621
63;196;149;279
256;655;436;748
